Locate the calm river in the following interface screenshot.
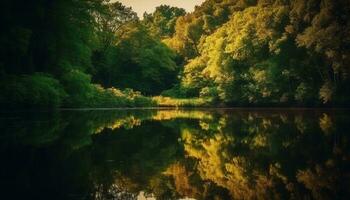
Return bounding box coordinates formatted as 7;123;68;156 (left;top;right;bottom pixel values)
0;109;349;199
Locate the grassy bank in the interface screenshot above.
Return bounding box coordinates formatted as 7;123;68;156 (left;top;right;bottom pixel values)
152;96;212;107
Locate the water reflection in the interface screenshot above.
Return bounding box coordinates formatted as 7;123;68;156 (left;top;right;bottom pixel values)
0;109;349;199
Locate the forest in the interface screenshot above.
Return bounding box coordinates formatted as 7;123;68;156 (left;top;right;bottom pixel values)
1;0;349;109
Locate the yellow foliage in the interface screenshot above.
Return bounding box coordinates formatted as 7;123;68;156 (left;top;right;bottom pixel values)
319;113;333;135
252;133;267;148
152;96;211;107
163;162;199;197
319;82;333;104
152;110;213;121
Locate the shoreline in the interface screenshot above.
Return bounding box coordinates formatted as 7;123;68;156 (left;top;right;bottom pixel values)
1;107;350;113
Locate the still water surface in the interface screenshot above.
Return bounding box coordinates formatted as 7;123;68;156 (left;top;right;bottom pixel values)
0;109;349;200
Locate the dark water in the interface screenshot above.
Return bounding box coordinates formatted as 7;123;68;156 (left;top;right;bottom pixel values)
0;109;349;200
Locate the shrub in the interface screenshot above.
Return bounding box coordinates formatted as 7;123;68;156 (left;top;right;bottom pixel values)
61;70;95;107
199;87;219;102
153;96;211;107
0;73;66;109
61;70;155;108
294;82;315;105
161;84;199;98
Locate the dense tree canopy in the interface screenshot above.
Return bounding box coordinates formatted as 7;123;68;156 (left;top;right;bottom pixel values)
0;0;100;75
0;0;349;108
143;5;186;39
94;22;178;94
0;0;179;108
168;0;350;106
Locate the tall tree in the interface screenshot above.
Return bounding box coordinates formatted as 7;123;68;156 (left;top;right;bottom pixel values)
94;1;138;52
143;5;186;39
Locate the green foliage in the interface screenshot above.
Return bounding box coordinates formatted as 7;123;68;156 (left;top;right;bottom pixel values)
93;23;178;95
0;74;66;108
153;96;211;107
61;70;96;107
143;5;186;38
0;0;173;108
1;0;349;108
94;1;138;52
295;82;314;105
161;84;199;98
61;70;155;108
0;69;154;109
0;0;103;74
173;0;350;106
165;0;256;60
199;87;219;102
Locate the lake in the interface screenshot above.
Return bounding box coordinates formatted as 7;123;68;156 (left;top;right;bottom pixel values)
0;109;349;200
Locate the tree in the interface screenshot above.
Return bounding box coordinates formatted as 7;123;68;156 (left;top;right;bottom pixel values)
143;5;186;39
94;1;138;52
164;0;256;61
95;23;178;95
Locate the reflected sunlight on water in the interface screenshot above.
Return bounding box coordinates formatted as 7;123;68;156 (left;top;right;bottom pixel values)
0;109;349;199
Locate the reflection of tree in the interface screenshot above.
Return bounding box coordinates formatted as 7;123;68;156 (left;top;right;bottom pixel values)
92;109;214;134
163;162;200;198
181;127;276;199
0;112;67;146
152;110;213;121
91;171;138;200
297;161;339;200
1;110;349;199
319;113;333;135
179;110;350;200
88;120;183;199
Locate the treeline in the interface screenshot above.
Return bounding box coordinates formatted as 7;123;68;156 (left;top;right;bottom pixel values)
0;0;183;108
162;0;350;106
1;0;349;108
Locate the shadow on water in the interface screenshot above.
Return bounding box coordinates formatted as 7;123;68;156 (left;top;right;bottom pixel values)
0;109;349;200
